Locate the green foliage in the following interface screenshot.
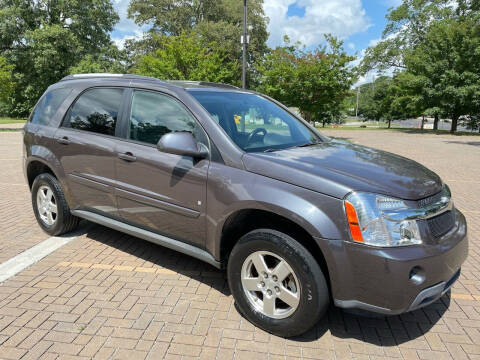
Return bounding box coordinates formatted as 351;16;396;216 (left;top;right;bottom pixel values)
127;0;269;84
362;0;480;132
0;0;119;116
357;73;424;125
357;77;393;122
257;36;357;126
69;46;129;75
0;57;14;104
133;32;240;84
362;0;455;72
404;17;480;131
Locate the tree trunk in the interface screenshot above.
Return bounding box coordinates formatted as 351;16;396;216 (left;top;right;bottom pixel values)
433;114;439;130
388;119;391;129
322;119;326;128
421;116;425;130
450;116;458;134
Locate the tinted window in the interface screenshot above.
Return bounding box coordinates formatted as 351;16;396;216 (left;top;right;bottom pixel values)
129;90;202;145
189;91;323;153
31;88;72;125
64;88;124;136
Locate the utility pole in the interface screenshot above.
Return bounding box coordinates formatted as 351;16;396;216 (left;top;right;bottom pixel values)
355;86;360;120
242;0;248;89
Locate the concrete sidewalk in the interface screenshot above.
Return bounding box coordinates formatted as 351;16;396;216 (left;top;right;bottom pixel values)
0;123;25;130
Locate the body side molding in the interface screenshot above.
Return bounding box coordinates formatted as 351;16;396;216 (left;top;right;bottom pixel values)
71;210;221;269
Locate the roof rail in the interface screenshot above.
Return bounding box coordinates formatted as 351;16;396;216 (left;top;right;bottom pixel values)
167;80;239;89
198;81;239;89
60;75;239;90
60;73;167;83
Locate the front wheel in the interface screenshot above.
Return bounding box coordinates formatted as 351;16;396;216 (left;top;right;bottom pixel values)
227;229;329;337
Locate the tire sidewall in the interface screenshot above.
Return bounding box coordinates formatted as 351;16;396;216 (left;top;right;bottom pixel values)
32;174;65;236
227;229;329;337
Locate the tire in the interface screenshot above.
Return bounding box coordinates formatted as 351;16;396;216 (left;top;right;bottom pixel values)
32;173;79;236
227;229;329;337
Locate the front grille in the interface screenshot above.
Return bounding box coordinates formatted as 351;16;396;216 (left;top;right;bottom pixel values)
427;210;455;238
418;191;444;208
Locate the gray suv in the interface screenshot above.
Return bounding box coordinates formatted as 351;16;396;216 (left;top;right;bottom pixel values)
23;74;468;337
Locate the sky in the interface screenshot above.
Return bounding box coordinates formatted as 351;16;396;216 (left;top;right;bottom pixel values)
111;0;403;85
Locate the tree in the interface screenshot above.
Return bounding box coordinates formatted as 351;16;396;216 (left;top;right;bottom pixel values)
357;74;424;128
69;46;129;75
127;0;269;85
357;77;394;124
133;32;240;85
0;0;119;116
404;18;480;133
0;57;14;104
362;0;480;133
361;0;456;72
257;36;357;127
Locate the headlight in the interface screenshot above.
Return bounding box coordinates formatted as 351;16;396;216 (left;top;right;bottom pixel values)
344;192;422;247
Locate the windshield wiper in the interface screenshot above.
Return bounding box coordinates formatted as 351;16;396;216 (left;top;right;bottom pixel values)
295;140;322;148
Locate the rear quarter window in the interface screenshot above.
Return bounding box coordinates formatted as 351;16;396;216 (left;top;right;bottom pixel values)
63;87;124;136
30;88;72;126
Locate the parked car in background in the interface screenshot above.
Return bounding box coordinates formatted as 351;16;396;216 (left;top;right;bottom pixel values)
23;74;468;337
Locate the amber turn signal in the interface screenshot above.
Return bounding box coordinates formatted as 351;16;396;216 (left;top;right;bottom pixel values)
345;201;364;243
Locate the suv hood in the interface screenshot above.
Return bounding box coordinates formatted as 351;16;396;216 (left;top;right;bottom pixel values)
243;140;442;200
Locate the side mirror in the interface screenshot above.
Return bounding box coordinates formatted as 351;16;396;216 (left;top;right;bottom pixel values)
157;131;209;159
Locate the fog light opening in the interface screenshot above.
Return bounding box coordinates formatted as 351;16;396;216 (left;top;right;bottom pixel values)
409;266;425;285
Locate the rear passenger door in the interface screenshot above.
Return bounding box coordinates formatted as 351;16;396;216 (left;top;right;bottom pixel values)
52;87;127;215
114;89;209;247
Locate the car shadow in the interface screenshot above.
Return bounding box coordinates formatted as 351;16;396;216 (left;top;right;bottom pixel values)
290;295;450;346
81;222;450;345
82;223;230;297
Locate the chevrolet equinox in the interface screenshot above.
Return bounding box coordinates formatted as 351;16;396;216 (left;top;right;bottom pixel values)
23;74;468;337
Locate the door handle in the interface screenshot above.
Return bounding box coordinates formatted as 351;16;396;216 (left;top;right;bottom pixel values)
56;136;71;145
118;152;137;162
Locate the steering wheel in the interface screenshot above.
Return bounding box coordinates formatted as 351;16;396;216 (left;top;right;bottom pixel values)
245;128;267;147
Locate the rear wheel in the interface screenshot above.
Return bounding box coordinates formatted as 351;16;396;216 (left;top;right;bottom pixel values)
227;229;329;337
32;173;79;236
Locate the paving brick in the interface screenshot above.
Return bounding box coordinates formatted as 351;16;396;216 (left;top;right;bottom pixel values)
168;343;202;357
0;346;28;359
49;342;83;356
111;327;144;339
1;130;480;360
44;330;78;343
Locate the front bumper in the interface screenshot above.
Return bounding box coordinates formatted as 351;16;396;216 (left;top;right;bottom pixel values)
318;208;468;315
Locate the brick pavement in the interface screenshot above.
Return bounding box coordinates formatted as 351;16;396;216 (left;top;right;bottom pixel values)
0;133;49;264
0;129;479;359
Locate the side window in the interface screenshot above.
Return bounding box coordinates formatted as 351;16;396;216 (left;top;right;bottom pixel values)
31;88;72;125
129;90;204;145
64;88;124;136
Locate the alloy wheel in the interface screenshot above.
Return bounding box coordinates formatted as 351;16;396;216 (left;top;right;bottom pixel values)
241;251;300;319
36;185;57;226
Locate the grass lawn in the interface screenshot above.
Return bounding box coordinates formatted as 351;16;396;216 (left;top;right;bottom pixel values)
317;126;480;136
0;117;27;124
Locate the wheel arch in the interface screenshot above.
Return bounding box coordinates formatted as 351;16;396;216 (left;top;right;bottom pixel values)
25;155;74;207
26;158;58;188
219;208;332;291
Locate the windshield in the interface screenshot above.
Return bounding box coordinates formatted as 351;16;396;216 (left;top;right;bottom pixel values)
188;90;323;153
